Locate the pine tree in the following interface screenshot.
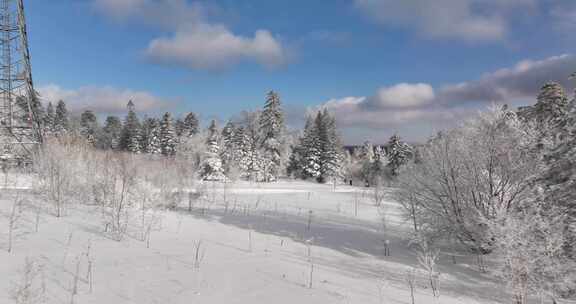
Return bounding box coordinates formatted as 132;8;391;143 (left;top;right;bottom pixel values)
201;120;226;181
141;118;161;154
53;100;69;135
387;134;412;176
103;116;122;150
182;112;199;137
120;100;141;153
80;110;99;145
259;91;285;182
159;112;176;156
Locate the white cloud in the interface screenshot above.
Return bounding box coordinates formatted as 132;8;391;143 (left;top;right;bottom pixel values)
354;0;535;42
365;83;435;109
93;0;287;70
146;24;285;70
438;54;576;104
319;94;465;128
37;84;175;114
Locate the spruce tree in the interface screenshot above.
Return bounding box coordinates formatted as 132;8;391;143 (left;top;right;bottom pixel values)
159;112;176;156
53;100;69;135
519;82;570;150
182;112;199;137
201;120;226;181
232;126;257;180
174;118;185;138
80;110;99;145
301;115;322;179
221;120;236;172
103;116;122;150
359;141;375;184
233;126;248;168
534;77;576;259
141;118;161;154
286;144;304;178
120;100;141;153
317;109;342;183
259;91;285;181
387;134;412;176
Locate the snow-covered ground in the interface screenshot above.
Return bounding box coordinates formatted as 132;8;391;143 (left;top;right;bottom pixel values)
0;177;509;304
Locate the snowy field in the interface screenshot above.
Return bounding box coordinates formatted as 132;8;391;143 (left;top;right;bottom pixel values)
0;176;510;304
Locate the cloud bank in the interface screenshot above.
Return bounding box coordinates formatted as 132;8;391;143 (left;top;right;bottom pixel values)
314;54;576;143
37;84;175;114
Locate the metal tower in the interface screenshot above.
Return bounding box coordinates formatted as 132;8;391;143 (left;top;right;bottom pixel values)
0;0;41;164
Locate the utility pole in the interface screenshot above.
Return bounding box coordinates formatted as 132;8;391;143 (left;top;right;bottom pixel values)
0;0;41;165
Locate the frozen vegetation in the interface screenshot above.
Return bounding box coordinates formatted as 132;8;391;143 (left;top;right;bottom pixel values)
1;80;575;304
1;174;514;304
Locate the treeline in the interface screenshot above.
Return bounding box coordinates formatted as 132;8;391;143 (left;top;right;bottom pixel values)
396;79;576;303
35;91;349;183
40;99;198;155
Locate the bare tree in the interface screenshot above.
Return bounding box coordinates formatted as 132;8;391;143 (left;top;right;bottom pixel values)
395;106;541;254
413;238;440;298
404;268;416;304
92;152;139;240
7;196;23;253
10;257;46;304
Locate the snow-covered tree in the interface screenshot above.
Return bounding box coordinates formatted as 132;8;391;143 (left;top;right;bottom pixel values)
317;109;342;183
259;91;285;181
182;112;199;137
159;112;176;156
286;144;304;178
233;125;262;181
221;120;236;173
301;115;321;179
201;120;226;181
174;118;185;138
120;100;141;153
102;116;122;150
387;134;412;176
396;106;541;253
80;110;98;145
292;110;342;183
43;102;55;136
53;100;69;135
518;82;570;149
141;118;161;154
534;78;576;268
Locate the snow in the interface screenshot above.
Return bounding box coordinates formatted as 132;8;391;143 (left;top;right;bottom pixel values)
0;178;509;304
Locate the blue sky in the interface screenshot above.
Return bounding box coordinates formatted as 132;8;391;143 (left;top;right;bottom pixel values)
27;0;576;144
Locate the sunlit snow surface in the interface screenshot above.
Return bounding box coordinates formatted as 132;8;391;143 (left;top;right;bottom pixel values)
0;176;506;304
